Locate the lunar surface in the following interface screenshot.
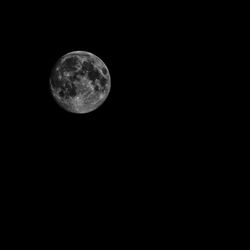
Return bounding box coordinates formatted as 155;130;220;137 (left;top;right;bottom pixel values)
50;51;111;113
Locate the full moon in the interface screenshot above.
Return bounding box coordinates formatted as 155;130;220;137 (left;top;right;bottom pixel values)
50;51;111;113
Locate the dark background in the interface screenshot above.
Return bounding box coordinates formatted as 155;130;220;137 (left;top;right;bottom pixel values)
1;1;226;188
3;2;170;161
0;2;236;244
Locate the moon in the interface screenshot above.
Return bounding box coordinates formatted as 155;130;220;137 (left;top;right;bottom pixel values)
50;51;111;113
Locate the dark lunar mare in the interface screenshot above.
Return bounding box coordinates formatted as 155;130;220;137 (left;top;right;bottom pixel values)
60;56;79;72
51;57;79;99
101;67;107;75
80;60;108;92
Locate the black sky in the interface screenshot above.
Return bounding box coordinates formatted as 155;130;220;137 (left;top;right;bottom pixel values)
1;1;211;172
